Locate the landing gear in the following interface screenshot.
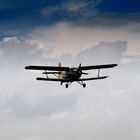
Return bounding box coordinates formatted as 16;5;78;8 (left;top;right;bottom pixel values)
65;82;72;88
83;83;86;88
60;82;63;85
65;83;69;88
77;81;86;88
63;81;86;88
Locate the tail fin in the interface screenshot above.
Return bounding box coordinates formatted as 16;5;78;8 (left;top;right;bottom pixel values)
58;62;62;79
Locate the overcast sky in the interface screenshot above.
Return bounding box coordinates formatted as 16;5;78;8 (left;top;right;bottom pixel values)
0;0;140;140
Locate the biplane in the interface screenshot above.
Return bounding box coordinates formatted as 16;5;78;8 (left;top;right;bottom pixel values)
25;63;117;88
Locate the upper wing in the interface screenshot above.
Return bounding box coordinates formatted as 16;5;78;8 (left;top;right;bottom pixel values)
25;64;117;71
80;64;117;70
25;65;70;71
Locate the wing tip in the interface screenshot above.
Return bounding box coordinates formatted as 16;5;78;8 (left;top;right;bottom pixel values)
25;66;34;70
25;66;30;69
114;64;118;67
109;64;118;68
102;76;109;79
36;77;47;81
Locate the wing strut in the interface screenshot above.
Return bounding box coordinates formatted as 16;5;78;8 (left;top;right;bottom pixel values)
98;69;100;77
45;70;48;78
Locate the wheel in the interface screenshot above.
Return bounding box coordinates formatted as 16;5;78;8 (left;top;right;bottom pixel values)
65;84;68;88
83;83;86;88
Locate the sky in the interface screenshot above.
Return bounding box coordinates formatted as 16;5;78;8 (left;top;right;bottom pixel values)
0;0;140;140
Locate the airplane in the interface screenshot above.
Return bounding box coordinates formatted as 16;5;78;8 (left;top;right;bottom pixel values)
25;63;117;88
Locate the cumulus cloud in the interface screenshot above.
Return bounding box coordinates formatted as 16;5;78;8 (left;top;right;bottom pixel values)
0;22;140;140
75;41;127;65
25;22;140;62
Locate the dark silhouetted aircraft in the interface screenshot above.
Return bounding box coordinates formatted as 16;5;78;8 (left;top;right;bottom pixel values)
25;63;117;88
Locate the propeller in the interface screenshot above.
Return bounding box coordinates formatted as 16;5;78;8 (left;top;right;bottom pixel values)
78;63;88;75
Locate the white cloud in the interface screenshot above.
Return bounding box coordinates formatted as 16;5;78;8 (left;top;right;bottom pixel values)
26;22;140;63
0;22;140;140
2;36;20;44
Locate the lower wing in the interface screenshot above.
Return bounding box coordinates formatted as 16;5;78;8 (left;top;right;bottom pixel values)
36;77;70;82
36;76;108;82
77;76;108;81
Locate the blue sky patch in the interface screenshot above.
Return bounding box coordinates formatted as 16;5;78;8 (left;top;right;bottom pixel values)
0;0;140;38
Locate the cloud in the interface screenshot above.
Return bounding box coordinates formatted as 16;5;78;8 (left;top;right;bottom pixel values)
75;41;127;65
26;22;140;62
123;54;140;64
65;1;86;12
78;13;140;29
0;36;43;67
0;22;140;140
41;0;101;19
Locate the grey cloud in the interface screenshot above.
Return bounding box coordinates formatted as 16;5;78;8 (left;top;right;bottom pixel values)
52;41;140;140
0;36;78;119
4;92;78;118
77;13;140;30
0;36;56;67
0;37;36;64
124;55;140;63
0;33;140;140
74;41;127;65
45;41;127;66
59;53;74;66
0;37;127;120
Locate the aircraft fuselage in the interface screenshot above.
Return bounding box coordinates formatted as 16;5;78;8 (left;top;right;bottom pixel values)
59;68;82;81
